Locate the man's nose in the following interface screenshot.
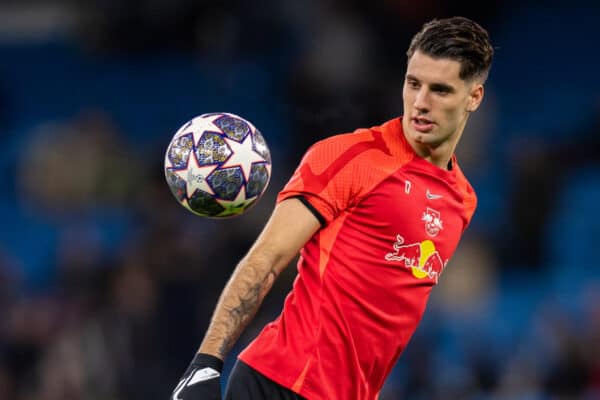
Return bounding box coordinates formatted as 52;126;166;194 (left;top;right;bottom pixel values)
413;89;430;112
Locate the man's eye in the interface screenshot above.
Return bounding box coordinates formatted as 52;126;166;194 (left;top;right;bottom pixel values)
407;81;419;89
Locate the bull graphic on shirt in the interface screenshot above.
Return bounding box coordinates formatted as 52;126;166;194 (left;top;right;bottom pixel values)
385;234;448;283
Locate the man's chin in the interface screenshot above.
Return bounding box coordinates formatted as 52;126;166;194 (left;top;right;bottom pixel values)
410;130;436;144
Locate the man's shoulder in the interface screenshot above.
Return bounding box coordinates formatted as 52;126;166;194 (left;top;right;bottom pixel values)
452;162;478;210
308;117;402;155
312;126;379;148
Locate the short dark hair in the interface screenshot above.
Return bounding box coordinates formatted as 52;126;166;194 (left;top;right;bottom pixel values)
407;16;493;82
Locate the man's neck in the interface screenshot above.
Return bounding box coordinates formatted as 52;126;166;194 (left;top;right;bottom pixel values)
412;140;456;170
401;116;467;170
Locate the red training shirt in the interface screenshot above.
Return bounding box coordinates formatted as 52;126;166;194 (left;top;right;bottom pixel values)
239;117;477;399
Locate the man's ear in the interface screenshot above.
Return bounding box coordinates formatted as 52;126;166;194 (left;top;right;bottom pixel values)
467;84;484;112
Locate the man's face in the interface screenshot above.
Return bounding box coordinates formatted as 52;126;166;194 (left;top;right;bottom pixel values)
402;50;483;148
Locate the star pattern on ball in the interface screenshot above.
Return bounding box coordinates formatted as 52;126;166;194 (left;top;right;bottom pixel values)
172;150;217;198
190;114;225;145
221;133;266;182
216;185;254;217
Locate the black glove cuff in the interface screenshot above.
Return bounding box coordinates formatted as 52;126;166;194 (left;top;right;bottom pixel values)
191;353;224;373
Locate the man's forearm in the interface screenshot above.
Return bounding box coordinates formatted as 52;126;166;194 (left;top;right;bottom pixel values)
198;255;278;360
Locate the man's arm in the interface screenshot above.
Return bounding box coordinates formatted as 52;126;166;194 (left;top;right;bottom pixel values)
198;197;321;360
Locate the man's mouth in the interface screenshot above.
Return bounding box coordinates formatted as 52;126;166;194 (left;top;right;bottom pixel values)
411;117;434;133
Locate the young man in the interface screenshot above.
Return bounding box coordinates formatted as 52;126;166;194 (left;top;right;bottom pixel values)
171;16;493;400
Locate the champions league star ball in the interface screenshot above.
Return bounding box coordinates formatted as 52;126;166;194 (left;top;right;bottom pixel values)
164;113;272;218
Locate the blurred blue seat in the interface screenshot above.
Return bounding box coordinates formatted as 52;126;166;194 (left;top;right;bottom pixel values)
545;167;600;309
546;167;600;272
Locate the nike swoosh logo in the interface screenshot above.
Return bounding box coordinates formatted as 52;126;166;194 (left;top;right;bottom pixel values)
173;368;220;400
426;190;443;200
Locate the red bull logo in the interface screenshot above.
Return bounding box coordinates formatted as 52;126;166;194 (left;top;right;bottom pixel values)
384;234;447;283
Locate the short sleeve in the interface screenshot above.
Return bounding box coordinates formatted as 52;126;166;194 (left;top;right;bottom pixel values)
277;133;368;225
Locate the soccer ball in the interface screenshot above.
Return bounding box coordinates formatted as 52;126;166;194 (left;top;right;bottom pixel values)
164;112;272;218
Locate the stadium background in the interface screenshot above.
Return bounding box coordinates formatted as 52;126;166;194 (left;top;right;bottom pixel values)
1;0;599;398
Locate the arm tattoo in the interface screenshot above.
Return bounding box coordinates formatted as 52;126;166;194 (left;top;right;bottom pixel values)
204;264;278;359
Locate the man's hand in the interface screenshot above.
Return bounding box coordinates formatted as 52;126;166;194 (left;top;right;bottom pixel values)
171;353;223;400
